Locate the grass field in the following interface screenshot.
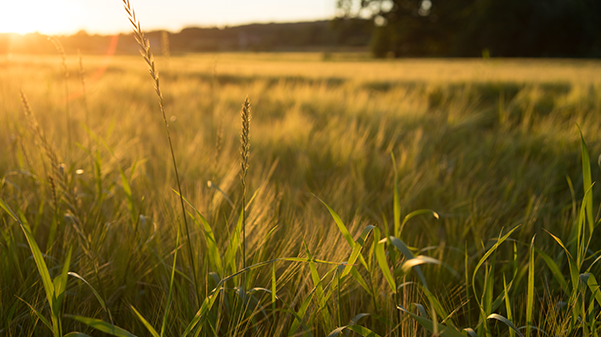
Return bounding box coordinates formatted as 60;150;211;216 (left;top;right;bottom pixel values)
1;49;601;336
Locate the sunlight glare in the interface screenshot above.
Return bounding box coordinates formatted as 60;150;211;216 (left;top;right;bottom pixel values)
0;0;83;35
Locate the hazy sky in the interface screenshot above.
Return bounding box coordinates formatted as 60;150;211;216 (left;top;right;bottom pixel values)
0;0;337;35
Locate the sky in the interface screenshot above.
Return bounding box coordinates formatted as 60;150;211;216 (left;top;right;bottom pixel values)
0;0;337;36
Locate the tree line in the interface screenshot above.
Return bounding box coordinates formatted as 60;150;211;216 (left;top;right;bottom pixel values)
337;0;601;57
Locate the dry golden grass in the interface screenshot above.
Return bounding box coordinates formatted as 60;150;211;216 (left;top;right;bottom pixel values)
2;51;601;336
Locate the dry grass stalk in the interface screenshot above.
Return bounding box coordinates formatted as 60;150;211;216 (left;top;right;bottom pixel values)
48;36;72;160
122;0;200;307
77;49;91;153
240;97;251;269
161;31;170;59
213;117;223;177
20;91;82;232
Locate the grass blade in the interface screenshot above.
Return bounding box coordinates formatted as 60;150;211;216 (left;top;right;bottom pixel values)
161;226;180;337
400;209;439;238
525;235;535;337
578;127;594;234
68;315;136;337
346;325;382;337
472;226;520;308
397;304;464;337
388;236;428;288
534;246;568;294
15;296;52;331
391;152;401;238
175;190;223;275
314;194;353;247
3;201;57;335
225;210;243;274
68;272;109;313
131;305;160;337
488;313;524;337
503;274;515;337
374;228;395;293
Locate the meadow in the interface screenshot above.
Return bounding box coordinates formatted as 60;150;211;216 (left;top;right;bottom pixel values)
2;38;601;336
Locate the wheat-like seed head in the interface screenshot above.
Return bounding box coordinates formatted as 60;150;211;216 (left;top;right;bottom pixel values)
48;36;68;79
20;91;58;169
19;91;77;214
122;0;201;305
122;0;163;101
240;97;251;184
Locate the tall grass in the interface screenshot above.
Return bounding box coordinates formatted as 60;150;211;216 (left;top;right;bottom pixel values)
1;20;601;337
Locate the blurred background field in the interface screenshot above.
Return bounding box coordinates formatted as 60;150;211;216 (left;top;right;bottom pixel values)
2;52;601;335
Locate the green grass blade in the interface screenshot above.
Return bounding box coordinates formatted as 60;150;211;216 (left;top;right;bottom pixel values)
401;255;459;279
101;139;136;225
585;273;601;308
503;274;515;337
4;201;56;322
187;210;223;276
472;226;520;308
374;228;395;293
400;210;439;238
420;285;450;325
161;226;179;337
346;325;382;337
388;236;428;288
15;296;52;331
68;272;108;313
578;128;594;234
534;246;568;294
131;305;160;337
341;226;374;279
68;316;136;337
488;314;524;337
225;210;243;274
52;246;72;319
181;289;220;337
349;267;371;293
397;304;464;337
315;195;369;270
64;333;93;337
248;288;313;337
287;280;318;337
327;324;381;337
272;263;277;312
314;194;353;247
544;229;579;291
525;236;535;337
176;192;223;275
327;326;345;337
391;152;401;238
0;198;19;222
463;328;478;337
304;240;333;332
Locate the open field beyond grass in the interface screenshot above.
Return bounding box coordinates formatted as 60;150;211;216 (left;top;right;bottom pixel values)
1;52;601;336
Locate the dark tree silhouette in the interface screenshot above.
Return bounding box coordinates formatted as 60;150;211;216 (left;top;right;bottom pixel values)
337;0;601;58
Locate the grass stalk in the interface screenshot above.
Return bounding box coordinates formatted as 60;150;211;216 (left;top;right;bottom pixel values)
121;0;200;308
77;50;92;159
240;97;251;271
48;36;72;161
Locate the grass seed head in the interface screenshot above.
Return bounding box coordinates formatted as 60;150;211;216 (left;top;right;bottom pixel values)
240;97;251;183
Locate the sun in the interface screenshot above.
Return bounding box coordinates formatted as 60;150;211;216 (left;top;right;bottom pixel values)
0;1;82;35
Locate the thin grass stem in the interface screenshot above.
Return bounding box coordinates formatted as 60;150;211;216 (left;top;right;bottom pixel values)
121;0;200;308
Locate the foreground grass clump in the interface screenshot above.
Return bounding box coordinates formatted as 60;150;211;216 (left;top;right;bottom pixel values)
2;21;601;336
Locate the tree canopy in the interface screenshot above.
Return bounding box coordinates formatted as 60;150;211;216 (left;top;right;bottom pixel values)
337;0;601;57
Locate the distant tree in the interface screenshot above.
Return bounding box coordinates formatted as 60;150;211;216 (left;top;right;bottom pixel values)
337;0;601;57
336;0;472;57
